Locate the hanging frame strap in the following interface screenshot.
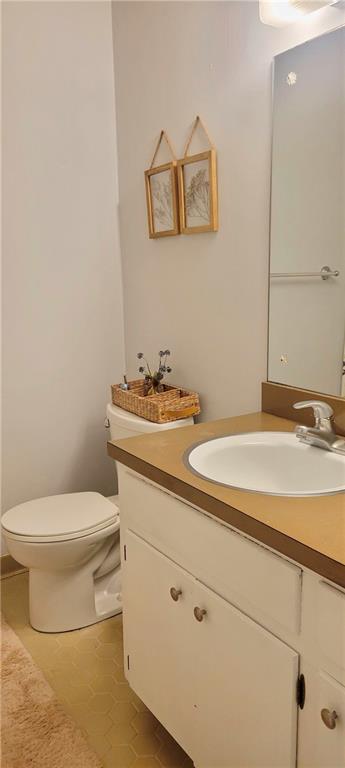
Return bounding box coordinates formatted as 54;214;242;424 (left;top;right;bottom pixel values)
183;116;215;158
150;130;177;169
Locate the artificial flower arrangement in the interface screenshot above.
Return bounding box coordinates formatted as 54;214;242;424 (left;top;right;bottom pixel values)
137;349;172;396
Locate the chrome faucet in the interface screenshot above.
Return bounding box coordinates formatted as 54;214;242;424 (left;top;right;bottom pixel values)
293;400;345;455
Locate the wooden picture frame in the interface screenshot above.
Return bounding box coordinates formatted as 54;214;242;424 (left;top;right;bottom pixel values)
177;116;218;235
145;162;179;238
177;148;218;234
144;131;179;239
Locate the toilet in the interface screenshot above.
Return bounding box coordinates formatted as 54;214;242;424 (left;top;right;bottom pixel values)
1;404;194;632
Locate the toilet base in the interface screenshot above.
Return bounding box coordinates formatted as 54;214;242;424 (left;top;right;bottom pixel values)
95;565;122;621
29;563;122;633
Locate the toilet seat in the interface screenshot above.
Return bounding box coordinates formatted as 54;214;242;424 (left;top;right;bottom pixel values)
2;492;119;544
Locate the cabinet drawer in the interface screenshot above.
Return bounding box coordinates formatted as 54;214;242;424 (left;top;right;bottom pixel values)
119;468;302;636
317;580;345;685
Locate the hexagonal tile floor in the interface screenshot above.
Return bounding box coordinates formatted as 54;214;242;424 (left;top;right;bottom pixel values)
1;572;193;768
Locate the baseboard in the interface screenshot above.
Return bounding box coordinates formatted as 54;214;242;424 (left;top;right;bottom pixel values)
0;554;27;579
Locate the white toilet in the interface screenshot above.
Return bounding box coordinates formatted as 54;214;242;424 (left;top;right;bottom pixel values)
1;404;193;633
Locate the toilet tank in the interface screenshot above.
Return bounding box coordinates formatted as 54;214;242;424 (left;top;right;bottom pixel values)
106;402;194;441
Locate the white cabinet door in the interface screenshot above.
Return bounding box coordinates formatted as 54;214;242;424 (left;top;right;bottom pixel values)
193;578;299;768
123;530;197;758
123;531;299;768
299;662;345;768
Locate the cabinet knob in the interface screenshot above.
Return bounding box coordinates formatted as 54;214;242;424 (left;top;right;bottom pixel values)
321;709;338;730
170;587;182;602
194;606;207;622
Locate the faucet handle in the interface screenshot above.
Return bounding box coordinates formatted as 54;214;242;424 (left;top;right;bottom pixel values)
293;400;334;431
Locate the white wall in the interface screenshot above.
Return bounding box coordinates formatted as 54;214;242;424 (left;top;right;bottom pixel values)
112;0;345;423
2;0;125;547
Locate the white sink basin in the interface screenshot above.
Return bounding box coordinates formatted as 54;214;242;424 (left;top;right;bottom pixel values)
185;431;345;497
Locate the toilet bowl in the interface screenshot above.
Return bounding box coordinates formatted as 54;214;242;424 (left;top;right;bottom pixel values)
1;405;194;632
2;492;121;632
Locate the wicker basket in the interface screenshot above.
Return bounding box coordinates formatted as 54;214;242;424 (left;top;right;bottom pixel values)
111;379;200;424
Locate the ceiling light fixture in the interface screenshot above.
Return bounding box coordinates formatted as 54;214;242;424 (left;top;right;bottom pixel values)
259;0;338;27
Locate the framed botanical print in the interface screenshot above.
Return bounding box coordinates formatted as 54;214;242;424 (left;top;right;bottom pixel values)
177;117;218;235
144;131;179;239
145;163;179;238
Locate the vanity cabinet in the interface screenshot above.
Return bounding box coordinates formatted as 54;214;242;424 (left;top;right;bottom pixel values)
124;529;299;768
119;466;345;768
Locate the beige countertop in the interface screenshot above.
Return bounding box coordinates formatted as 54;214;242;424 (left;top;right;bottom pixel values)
107;411;345;588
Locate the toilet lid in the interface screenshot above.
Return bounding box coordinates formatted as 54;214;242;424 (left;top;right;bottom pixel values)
1;493;117;540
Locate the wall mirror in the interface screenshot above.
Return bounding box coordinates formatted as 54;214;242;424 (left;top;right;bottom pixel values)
268;27;345;397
